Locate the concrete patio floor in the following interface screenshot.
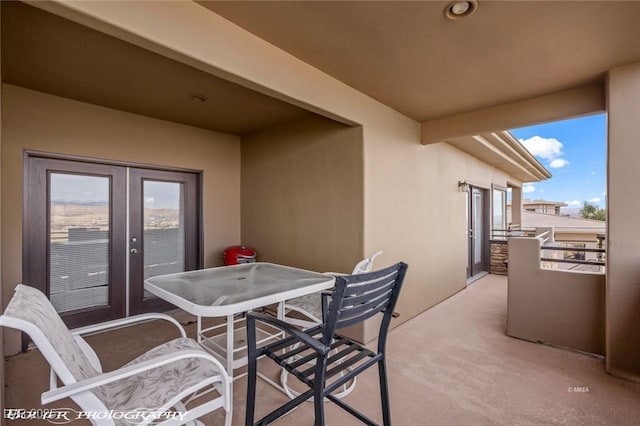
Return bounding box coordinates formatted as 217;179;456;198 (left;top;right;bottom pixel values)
5;273;640;425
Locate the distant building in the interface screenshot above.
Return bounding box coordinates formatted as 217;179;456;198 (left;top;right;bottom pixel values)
507;200;605;241
521;199;568;215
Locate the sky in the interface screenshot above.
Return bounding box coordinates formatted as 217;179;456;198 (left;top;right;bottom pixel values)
51;174;181;209
510;113;607;210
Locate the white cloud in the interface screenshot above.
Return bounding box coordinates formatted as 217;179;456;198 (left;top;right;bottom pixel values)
523;184;536;193
588;197;601;203
519;135;570;169
549;159;569;168
601;191;607;196
565;200;582;206
519;136;563;161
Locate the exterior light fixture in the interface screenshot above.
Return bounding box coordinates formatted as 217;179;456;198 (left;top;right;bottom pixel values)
189;93;208;103
458;180;470;193
444;0;478;20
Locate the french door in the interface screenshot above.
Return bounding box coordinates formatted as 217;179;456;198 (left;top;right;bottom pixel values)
25;155;200;328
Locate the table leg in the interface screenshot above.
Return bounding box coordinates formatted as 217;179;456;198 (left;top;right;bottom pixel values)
197;316;202;344
277;301;285;320
226;314;234;375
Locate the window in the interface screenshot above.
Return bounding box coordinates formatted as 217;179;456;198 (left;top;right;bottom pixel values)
492;185;507;232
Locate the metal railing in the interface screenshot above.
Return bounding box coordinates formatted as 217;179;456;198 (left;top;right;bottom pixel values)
491;225;606;271
539;238;606;272
491;225;536;240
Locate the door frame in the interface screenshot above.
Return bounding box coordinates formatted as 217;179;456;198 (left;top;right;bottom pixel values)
467;185;490;279
23;151;204;325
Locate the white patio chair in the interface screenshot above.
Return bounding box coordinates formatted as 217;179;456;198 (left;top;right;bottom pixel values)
0;284;232;426
277;250;383;399
280;250;383;328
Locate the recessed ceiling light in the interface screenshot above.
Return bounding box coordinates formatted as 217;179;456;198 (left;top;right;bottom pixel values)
444;0;478;20
189;94;208;103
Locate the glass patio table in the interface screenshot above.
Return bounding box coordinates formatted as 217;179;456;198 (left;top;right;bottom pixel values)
144;262;335;376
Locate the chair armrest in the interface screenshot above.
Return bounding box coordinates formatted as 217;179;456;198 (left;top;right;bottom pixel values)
41;349;230;405
323;272;347;276
70;313;186;338
246;312;328;355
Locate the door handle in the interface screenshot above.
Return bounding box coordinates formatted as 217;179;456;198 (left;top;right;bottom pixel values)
130;248;142;255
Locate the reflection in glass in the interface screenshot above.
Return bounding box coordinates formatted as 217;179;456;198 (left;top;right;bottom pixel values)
493;189;506;232
473;192;483;260
49;173;110;313
143;181;185;298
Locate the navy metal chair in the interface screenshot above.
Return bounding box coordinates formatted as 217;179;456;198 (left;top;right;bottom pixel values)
245;262;408;426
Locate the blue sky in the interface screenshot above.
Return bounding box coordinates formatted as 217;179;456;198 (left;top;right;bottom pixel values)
510;113;607;210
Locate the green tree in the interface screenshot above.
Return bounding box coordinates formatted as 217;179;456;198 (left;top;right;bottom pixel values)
579;202;606;221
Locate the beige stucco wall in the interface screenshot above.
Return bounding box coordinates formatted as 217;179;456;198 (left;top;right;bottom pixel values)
606;61;640;380
364;139;519;339
507;237;605;355
421;83;605;144
1;84;241;354
241;114;363;274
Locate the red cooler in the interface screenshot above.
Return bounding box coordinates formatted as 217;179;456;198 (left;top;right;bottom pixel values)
223;245;257;265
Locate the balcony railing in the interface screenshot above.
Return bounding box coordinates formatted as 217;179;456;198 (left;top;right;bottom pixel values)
491;224;536;240
490;225;606;274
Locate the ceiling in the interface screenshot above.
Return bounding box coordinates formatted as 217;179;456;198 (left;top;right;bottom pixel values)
1;1;310;136
4;1;639;137
201;0;640;122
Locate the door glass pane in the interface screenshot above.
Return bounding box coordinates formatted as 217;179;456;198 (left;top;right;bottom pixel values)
493;189;506;232
473;191;483;261
49;173;110;313
143;181;185;298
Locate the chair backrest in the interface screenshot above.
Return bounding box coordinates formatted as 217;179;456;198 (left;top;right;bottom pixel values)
322;262;408;348
351;250;383;274
0;284;100;385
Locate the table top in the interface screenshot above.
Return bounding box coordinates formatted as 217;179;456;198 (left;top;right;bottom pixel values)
144;262;335;316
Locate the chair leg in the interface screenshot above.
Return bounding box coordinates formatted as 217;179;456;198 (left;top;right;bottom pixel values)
246;360;257;425
225;408;232;426
313;356;328;426
246;319;258;426
378;357;391;426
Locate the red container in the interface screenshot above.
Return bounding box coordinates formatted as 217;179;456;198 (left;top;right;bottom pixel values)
223;245;257;265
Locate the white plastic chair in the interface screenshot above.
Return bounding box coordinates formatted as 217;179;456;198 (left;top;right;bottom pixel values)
0;284;232;426
279;251;383;329
277;250;383;399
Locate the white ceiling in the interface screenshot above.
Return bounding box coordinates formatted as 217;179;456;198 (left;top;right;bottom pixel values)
201;0;640;122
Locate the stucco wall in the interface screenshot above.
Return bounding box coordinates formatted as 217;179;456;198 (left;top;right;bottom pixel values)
606;62;640;380
364;138;519;335
241;114;363;274
507;237;605;355
1;84;241;354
